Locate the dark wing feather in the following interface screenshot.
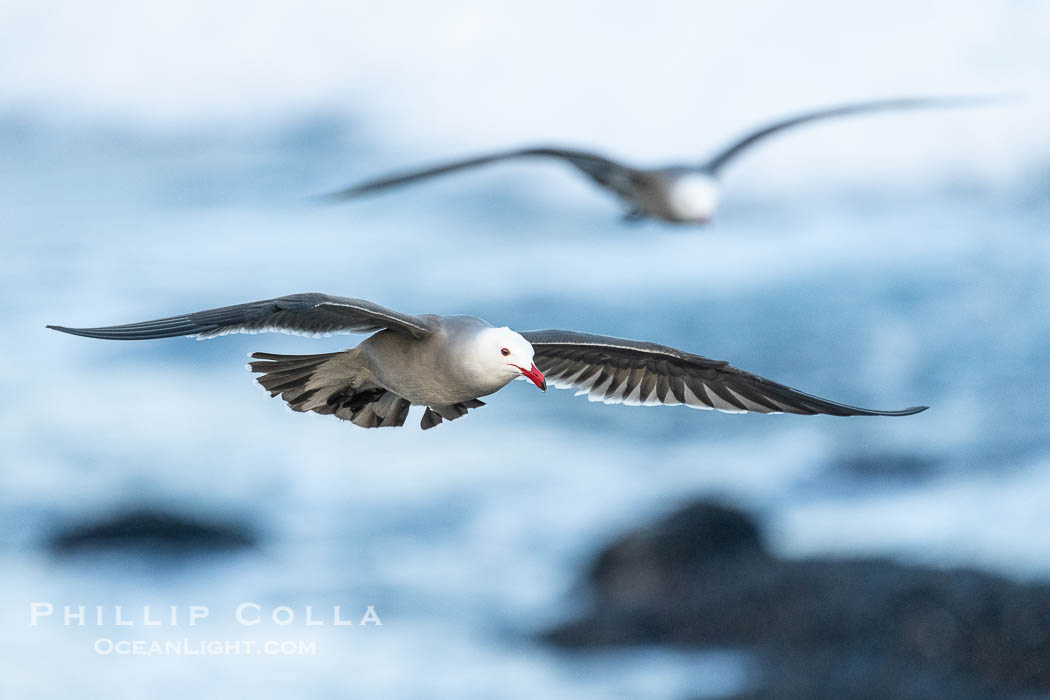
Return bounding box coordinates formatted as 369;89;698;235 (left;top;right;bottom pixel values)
521;330;927;417
317;147;634;200
701;96;995;175
47;293;435;341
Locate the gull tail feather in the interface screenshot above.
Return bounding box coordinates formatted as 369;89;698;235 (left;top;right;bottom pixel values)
248;351;410;428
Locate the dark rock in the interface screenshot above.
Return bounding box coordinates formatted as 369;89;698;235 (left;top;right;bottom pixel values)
545;500;1050;698
724;650;1010;700
583;502;768;618
48;509;256;556
593;501;766;576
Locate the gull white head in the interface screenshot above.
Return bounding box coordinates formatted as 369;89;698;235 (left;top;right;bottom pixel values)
668;173;720;224
470;326;545;391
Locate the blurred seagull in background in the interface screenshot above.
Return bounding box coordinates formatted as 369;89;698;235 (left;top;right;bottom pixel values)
318;96;996;224
49;293;927;430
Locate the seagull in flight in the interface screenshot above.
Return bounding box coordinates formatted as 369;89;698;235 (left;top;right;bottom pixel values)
49;293;927;430
318;96;992;224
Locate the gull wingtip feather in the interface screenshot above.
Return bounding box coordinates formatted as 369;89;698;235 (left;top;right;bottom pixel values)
873;405;930;416
308;187;358;205
47;324;84;336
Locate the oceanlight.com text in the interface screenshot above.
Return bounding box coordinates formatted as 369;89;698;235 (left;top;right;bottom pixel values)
93;638;319;656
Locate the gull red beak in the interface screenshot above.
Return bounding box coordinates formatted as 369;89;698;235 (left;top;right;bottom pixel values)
517;363;546;391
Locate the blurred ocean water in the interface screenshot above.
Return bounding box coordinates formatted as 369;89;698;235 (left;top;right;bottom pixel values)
2;2;1050;697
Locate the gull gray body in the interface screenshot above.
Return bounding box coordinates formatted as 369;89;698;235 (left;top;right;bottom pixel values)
48;293;928;430
240;319;509;429
361;316;506;405
318;96;996;224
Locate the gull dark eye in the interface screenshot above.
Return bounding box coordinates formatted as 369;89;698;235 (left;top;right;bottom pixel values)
500;347;510;357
